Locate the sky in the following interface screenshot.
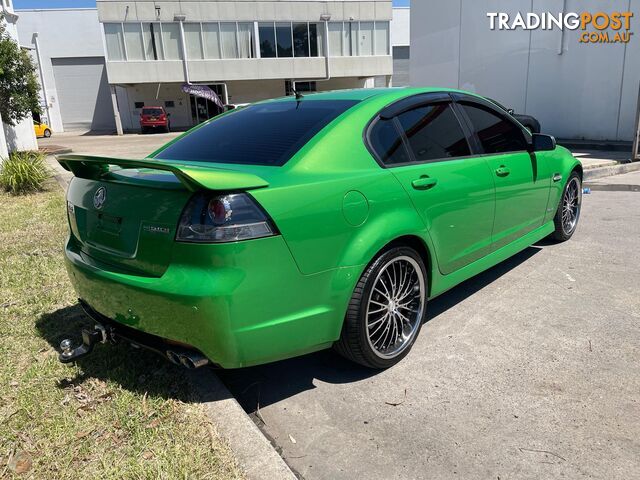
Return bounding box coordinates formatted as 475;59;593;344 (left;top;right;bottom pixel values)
14;0;410;9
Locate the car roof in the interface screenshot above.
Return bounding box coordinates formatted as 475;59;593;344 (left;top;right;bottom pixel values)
142;106;164;109
267;87;480;104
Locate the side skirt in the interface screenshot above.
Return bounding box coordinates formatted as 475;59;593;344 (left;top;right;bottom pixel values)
428;221;555;299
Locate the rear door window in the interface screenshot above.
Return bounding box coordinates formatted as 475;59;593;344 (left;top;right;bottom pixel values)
155;100;359;166
368;118;410;166
459;103;528;154
396;103;471;162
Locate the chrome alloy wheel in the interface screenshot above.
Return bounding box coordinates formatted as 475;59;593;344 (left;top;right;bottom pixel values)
365;256;425;359
562;177;582;236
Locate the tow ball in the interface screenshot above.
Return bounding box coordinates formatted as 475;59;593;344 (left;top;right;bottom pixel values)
59;324;113;363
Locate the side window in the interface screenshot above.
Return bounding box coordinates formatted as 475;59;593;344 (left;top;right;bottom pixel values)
396;103;470;162
460;103;528;154
368;118;410;165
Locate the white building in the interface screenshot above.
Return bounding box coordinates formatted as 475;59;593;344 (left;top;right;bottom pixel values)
410;1;640;142
18;2;410;135
0;0;38;159
97;0;393;132
17;8;115;134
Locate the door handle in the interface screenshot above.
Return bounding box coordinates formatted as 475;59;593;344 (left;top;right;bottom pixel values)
553;173;562;182
495;166;510;177
411;176;438;190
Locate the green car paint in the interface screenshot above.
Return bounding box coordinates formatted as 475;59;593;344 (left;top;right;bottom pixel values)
59;87;581;368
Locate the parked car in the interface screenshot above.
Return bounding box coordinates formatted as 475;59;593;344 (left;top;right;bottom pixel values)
56;88;582;370
488;98;541;133
33;120;52;138
140;106;170;133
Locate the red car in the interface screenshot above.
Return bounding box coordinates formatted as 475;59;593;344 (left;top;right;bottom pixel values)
140;106;170;133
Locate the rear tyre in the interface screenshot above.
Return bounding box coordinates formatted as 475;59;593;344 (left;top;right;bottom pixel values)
551;171;582;242
334;246;427;369
43;129;51;138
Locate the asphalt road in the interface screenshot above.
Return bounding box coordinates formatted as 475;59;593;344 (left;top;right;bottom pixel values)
219;171;640;480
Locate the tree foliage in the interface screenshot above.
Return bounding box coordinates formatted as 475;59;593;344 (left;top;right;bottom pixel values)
0;14;40;126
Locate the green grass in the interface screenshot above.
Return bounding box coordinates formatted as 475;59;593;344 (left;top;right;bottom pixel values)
0;181;244;479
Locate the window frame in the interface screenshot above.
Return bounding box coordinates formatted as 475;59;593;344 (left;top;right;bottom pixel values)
364;93;476;168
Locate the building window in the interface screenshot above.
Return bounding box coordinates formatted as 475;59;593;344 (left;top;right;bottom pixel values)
202;23;221;59
161;22;182;60
358;22;374;56
258;23;276;58
326;21;390;57
293;23;309;57
237;22;254;58
275;23;293;57
220;23;238;58
259;22;323;59
142;23;164;60
123;23;145;61
375;21;389;55
104;23;126;61
309;23;323;56
328;23;343;57
184;23;204;59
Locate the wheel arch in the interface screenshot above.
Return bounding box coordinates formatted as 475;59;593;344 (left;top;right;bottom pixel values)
350;233;436;299
384;235;434;296
571;162;583;180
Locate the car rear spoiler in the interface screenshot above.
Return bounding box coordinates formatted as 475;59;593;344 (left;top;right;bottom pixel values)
56;154;269;192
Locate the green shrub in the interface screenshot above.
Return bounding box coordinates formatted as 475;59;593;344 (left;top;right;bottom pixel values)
0;150;49;194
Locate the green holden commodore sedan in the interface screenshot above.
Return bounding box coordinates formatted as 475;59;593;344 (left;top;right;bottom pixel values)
57;88;582;370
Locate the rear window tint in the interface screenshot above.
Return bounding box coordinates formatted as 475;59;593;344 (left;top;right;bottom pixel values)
142;108;164;115
155;100;359;166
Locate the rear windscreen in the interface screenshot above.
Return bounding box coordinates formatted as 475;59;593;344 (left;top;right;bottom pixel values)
142;108;163;115
154;100;359;166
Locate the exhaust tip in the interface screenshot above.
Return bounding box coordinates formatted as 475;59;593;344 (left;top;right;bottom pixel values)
179;355;197;369
178;353;209;369
166;350;181;365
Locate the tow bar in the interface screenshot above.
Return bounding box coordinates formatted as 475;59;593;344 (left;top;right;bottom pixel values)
58;324;112;363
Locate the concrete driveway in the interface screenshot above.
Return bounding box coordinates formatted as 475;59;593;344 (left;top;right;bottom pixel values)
219;171;640;479
39;131;182;158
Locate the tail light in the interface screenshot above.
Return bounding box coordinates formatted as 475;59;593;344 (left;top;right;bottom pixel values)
176;192;277;243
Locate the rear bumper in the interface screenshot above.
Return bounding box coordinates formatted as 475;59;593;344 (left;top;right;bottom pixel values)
64;235;356;368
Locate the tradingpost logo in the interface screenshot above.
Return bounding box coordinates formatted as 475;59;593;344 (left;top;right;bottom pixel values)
487;11;634;44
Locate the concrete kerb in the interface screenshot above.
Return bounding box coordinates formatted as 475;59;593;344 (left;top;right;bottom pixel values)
189;371;298;480
583;161;640;181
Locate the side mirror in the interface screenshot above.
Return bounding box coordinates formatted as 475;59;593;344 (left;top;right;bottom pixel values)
507;108;515;115
531;133;556;152
167;113;171;117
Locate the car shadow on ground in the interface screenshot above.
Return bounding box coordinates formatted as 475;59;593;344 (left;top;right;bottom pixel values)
36;245;543;408
36;305;198;402
219;245;543;413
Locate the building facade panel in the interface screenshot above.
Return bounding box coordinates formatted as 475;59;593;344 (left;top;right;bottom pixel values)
17;8;111;132
410;0;639;141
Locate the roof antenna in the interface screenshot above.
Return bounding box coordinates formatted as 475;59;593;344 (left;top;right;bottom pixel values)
290;81;304;101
